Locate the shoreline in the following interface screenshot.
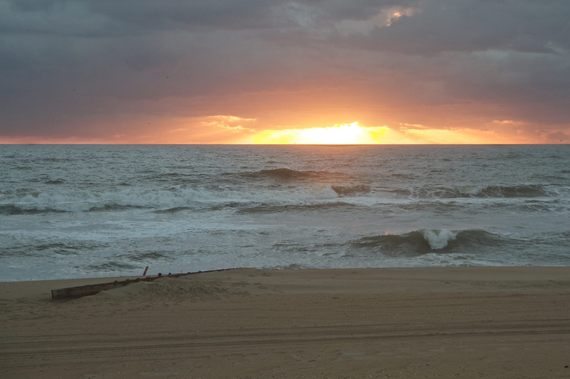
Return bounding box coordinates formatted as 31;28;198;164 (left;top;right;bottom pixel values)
2;267;570;378
3;264;570;284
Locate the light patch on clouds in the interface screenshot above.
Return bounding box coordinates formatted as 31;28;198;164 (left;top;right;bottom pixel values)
160;115;257;143
398;122;429;130
200;115;257;133
492;119;525;126
281;2;319;28
0;135;116;144
385;6;418;26
336;6;418;36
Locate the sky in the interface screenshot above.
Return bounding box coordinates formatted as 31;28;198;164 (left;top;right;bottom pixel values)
1;0;570;144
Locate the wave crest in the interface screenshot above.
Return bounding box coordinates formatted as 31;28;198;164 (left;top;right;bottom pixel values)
331;184;370;197
476;185;547;198
237;202;356;214
241;168;344;181
351;229;505;256
0;204;67;215
153;206;194;214
45;179;65;185
88;204;148;212
406;184;549;199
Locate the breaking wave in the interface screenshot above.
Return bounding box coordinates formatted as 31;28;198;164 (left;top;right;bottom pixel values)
403;184;549;199
0;187;222;214
87;204;149;212
237;202;357;214
45;179;65;185
122;251;173;262
240;168;345;181
153;206;194;214
0;241;101;257
476;185;548;197
0;204;67;215
84;262;139;271
351;229;507;256
142;172;198;184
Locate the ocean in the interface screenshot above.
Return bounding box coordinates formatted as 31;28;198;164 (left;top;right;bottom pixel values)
1;144;569;281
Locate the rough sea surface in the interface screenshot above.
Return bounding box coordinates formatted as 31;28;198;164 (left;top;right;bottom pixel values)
1;145;569;280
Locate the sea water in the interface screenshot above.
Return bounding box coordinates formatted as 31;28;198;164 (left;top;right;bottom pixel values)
1;145;569;280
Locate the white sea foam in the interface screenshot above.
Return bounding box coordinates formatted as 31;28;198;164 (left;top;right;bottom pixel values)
422;229;457;250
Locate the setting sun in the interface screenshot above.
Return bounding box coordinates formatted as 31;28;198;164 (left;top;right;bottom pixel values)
294;122;372;144
249;122;392;144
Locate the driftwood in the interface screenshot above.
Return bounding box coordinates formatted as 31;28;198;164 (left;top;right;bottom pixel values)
50;269;234;300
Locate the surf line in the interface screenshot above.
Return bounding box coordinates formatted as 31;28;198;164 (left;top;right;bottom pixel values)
50;268;235;300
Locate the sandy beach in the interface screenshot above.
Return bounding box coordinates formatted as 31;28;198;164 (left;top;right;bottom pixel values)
1;267;570;378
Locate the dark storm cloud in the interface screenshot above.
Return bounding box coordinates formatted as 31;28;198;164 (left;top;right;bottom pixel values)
0;0;569;140
346;0;570;54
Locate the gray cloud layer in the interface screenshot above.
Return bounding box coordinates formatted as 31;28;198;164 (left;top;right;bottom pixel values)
1;0;569;141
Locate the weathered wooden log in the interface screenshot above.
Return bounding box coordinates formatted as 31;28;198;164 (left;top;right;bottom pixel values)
50;269;234;300
51;278;141;300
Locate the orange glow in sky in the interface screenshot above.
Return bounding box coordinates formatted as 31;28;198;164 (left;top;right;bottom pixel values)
0;116;558;145
244;121;504;144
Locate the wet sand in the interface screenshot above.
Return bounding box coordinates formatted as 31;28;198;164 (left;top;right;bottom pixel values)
1;267;570;378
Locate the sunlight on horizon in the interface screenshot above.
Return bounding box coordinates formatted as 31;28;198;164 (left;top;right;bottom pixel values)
249;122;394;144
